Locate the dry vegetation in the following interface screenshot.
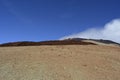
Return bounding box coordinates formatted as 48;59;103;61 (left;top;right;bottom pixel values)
0;40;96;47
0;45;120;80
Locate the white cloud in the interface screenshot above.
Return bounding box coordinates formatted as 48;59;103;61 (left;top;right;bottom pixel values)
60;19;120;43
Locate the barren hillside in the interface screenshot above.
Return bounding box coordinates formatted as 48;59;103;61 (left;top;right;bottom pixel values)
0;44;120;80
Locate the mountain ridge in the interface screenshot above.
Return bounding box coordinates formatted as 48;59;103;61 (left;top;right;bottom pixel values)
0;38;119;47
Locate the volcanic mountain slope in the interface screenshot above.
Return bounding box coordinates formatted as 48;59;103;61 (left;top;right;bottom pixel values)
64;38;120;46
0;39;120;80
0;38;119;47
0;40;96;47
0;44;120;80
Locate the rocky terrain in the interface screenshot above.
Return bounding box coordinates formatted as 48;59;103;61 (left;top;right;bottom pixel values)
0;38;119;47
0;38;120;80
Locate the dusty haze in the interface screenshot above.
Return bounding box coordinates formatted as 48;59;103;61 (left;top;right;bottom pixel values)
0;45;120;80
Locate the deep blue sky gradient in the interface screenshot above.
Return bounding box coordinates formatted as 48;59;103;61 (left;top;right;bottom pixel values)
0;0;120;43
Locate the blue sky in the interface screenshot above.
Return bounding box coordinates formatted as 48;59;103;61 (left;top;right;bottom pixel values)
0;0;120;43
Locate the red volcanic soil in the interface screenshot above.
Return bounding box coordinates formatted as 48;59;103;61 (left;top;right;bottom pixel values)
0;40;96;47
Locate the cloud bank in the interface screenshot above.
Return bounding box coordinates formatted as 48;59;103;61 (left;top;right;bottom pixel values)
60;19;120;43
